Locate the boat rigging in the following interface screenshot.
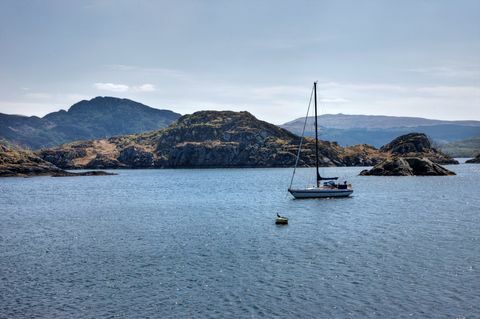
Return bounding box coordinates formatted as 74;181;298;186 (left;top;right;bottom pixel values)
288;82;353;199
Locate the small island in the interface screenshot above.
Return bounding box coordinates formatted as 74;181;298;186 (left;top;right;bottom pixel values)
360;157;456;176
466;154;480;164
359;132;458;176
379;132;458;165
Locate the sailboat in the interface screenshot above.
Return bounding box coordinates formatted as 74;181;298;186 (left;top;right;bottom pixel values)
288;82;353;199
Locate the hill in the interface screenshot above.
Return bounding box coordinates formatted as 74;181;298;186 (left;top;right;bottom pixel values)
37;111;455;169
0;97;181;149
38;111;360;169
281;114;480;147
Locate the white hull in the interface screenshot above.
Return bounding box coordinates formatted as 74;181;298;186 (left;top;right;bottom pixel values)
288;188;353;199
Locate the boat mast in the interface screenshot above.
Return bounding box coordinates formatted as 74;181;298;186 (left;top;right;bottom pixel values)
314;81;321;187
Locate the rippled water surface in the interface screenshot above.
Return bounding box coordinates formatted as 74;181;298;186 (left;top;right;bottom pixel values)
1;165;480;318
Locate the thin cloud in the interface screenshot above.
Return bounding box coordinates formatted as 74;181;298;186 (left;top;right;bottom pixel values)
415;86;480;98
406;66;480;79
24;92;90;104
319;97;350;103
94;82;129;92
250;35;337;50
1;92;91;117
25;92;53;99
105;64;187;78
94;82;156;93
133;84;156;92
319;82;408;93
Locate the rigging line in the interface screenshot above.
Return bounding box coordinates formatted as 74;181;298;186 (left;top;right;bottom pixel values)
288;84;314;190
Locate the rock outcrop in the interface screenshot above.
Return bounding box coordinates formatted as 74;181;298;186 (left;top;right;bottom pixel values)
0;142;114;177
35;113;458;170
340;144;382;166
360;157;456;176
465;154;480;163
380;133;458;164
38;111;378;169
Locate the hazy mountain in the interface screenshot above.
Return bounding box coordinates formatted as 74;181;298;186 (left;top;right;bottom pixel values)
0;97;181;149
281;114;480;147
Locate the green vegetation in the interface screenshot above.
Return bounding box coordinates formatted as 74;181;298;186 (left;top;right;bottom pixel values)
439;136;480;157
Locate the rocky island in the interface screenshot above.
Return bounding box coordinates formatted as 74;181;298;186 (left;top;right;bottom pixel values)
379;133;458;165
36;112;459;170
466;154;480;163
0;142;114;177
358;132;459;176
360;157;456;176
359;133;458;176
38;111;382;169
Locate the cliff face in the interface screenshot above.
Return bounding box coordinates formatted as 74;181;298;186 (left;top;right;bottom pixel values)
154;111;302;168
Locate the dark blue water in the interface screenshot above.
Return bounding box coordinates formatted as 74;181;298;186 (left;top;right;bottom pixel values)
1;165;479;318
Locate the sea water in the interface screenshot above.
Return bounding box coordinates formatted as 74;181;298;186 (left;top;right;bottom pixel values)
1;165;479;318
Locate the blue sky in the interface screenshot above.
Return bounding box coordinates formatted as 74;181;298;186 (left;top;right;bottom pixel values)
0;0;479;123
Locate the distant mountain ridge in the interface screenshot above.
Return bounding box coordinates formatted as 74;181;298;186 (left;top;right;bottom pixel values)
0;97;181;149
3;98;479;152
281;114;480;147
283;113;480;129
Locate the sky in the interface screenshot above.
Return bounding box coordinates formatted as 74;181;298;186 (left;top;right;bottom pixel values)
0;0;479;124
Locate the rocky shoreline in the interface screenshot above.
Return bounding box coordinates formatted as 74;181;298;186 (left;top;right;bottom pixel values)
36;111;457;170
466;154;480;164
2;111;461;175
0;143;114;178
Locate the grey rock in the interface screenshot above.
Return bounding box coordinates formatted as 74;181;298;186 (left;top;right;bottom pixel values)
86;154;124;169
118;146;154;167
465;154;480;163
360;157;456;176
